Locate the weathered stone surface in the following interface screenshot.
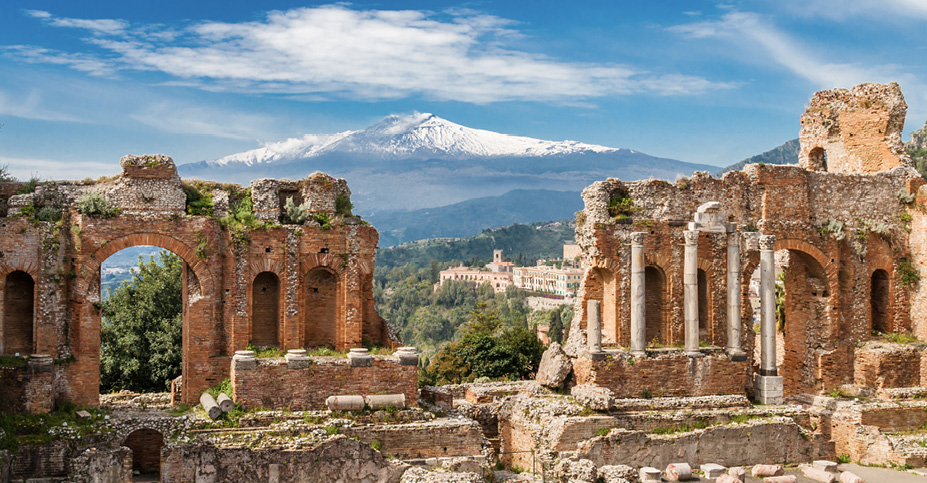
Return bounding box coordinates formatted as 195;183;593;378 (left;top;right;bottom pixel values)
217;393;234;413
571;384;613;411
666;462;692;481
839;471;865;483
700;463;725;478
763;476;797;483
752;464;784;477
200;393;221;420
800;465;836;483
728;466;746;482
554;458;597;483
717;475;741;483
598;465;634;483
812;460;838;473
536;342;573;388
400;467;483;483
640;466;661;482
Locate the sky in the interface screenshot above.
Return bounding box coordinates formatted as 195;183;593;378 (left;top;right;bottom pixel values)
0;0;926;180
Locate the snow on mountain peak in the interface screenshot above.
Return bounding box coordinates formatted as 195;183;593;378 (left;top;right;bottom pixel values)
207;112;618;166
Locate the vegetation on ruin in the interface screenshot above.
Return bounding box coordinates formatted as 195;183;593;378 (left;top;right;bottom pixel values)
15;176;39;195
417;302;546;386
0;402;108;452
606;186;639;221
335;192;353;217
76;192;120;218
182;180;216;216
100;250;182;393
874;331;921;344
897;257;920;288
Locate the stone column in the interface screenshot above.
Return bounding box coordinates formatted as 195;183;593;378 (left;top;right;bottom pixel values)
587;299;606;360
630;232;647;356
683;230;702;357
755;234;783;404
726;231;746;361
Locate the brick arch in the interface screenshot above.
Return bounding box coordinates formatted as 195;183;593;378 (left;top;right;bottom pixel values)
247;258;284;282
77;233;214;296
300;253;347;278
774;238;838;283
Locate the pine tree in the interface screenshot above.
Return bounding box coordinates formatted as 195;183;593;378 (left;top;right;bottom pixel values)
549;309;563;344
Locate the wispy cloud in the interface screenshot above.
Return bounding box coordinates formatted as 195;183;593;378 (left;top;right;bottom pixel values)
0;157;114;180
767;0;927;21
9;6;734;104
0;88;90;123
668;11;913;89
130;103;277;141
0;45;118;77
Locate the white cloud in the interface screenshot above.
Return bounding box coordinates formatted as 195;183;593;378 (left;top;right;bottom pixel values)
768;0;927;21
10;6;734;103
0;45;117;77
668;11;913;90
0;157;114;181
129;103;277;141
0;89;90;123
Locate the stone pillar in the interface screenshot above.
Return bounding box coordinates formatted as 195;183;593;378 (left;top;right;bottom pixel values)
587;300;606;360
726;231;746;361
755;234;783;404
630;232;647;356
683;230;702;357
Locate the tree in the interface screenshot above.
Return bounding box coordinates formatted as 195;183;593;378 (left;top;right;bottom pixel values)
100;250;182;393
549;309;563;344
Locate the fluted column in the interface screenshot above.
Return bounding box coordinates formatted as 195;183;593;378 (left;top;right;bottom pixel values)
726;231;746;360
630;232;647;356
759;234;777;375
683;230;701;357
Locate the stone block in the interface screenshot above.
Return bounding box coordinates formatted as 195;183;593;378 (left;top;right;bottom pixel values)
754;375;783;405
812;460;838;473
728;466;746;482
800;465;836;483
640;467;661;482
396;347;419;366
232;351;256;371
763;477;797;483
536;342;573;387
839;471;865;483
598;465;635;482
571;384;613;411
717;475;741;483
700;463;725;478
285;349;310;369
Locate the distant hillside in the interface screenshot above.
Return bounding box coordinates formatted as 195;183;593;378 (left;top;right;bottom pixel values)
716;138;800;175
376;221;575;269
367;189;583;247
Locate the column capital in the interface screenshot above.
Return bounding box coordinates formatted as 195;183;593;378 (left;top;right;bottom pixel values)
759;234;777;251
727;231;740;244
683;230;699;245
630;231;647;245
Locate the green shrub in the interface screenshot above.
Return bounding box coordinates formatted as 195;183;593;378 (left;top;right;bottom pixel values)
837;453;851;464
335;192;353;217
16;177;39;195
77;192;120;218
35;206;61;222
183;182;214;216
284;196;311;224
607;187;637;219
898;258;920;288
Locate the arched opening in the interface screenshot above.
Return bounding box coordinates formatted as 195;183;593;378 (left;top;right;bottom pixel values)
697;268;709;341
3;271;34;355
251;272;280;348
124;428;164;480
100;246;183;394
808;147;827;171
304;268;339;348
871;269;891;334
645;266;666;345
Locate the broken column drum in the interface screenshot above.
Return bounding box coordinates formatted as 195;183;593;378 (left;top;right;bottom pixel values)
587;299;605;360
630;231;647;356
683;230;701;356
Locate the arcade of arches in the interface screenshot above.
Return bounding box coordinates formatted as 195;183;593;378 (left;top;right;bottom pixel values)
0;155;394;410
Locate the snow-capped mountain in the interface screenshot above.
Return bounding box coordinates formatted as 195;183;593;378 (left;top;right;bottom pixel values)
180;113;715;214
207;113;621;167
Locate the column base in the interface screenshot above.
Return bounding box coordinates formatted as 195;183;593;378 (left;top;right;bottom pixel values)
685;350;705;358
725;348;747;362
754;374;783;405
630;350;646;358
586;351;607;361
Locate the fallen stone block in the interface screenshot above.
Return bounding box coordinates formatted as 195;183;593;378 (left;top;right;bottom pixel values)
813;460;838;473
839;471;865;483
598;465;635;482
76;410;92;419
571;384;614;411
752;464;784;477
200;392;221;420
717;475;740;483
728;466;746;482
666;462;692;481
701;463;725;479
326;395;365;411
640;467;661;482
800;465;836;483
763;477;797;483
555;458;597;482
216;392;234;413
536;342;573;387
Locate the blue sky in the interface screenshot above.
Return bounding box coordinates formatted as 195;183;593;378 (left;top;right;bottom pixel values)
1;0;925;180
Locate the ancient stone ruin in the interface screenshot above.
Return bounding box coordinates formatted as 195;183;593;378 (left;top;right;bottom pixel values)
0;157;399;410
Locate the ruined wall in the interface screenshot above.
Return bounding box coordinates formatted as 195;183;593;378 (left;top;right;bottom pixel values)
0;154;395;411
343;420;484;459
799;83;911;174
572;351;749;398
231;356;417;410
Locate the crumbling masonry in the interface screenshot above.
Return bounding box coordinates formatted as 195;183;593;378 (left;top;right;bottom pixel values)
565;82;927;402
0;158;397;409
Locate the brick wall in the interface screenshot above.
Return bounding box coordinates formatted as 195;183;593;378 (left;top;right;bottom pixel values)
573;352;749;398
232;356;417;410
123;428;164;474
854;343;922;390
